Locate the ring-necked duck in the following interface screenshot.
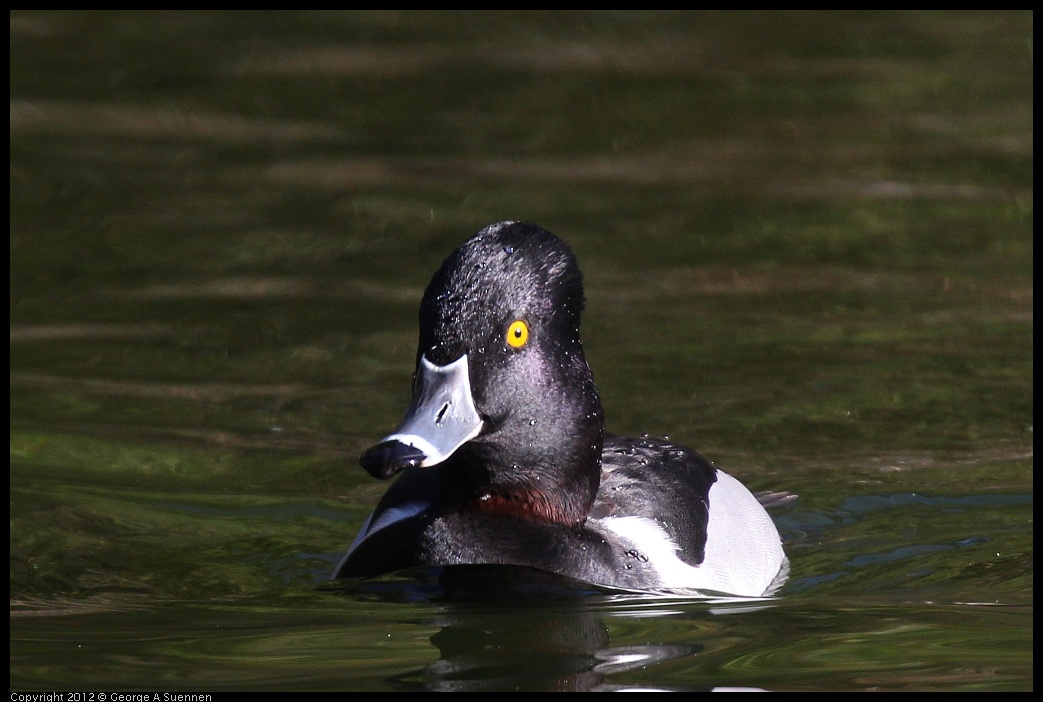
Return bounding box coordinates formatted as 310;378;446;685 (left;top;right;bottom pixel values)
334;222;788;597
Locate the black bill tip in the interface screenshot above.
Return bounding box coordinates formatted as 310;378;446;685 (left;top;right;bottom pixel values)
359;440;427;479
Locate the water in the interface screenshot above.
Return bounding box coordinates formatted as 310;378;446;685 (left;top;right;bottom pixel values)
10;11;1032;691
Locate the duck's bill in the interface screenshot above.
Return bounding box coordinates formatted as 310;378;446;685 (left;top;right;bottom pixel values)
359;354;483;479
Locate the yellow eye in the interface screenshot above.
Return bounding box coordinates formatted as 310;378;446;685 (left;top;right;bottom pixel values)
506;320;529;348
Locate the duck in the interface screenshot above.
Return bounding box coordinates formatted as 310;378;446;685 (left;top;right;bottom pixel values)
334;221;788;598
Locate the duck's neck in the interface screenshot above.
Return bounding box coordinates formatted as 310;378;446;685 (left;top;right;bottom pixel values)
442;409;604;526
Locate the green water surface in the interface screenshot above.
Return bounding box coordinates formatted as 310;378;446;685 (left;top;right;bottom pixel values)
10;11;1032;691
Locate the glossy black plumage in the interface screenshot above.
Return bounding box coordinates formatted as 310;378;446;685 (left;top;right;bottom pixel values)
336;222;787;597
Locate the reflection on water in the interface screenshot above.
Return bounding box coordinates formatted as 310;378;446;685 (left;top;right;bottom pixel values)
10;10;1032;691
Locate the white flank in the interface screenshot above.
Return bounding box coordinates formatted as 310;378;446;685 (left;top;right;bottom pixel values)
594;470;786;598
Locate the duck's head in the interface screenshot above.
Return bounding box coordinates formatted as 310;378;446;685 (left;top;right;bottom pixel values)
360;221;605;525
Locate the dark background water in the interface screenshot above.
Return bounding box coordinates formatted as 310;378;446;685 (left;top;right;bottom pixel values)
10;11;1032;690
